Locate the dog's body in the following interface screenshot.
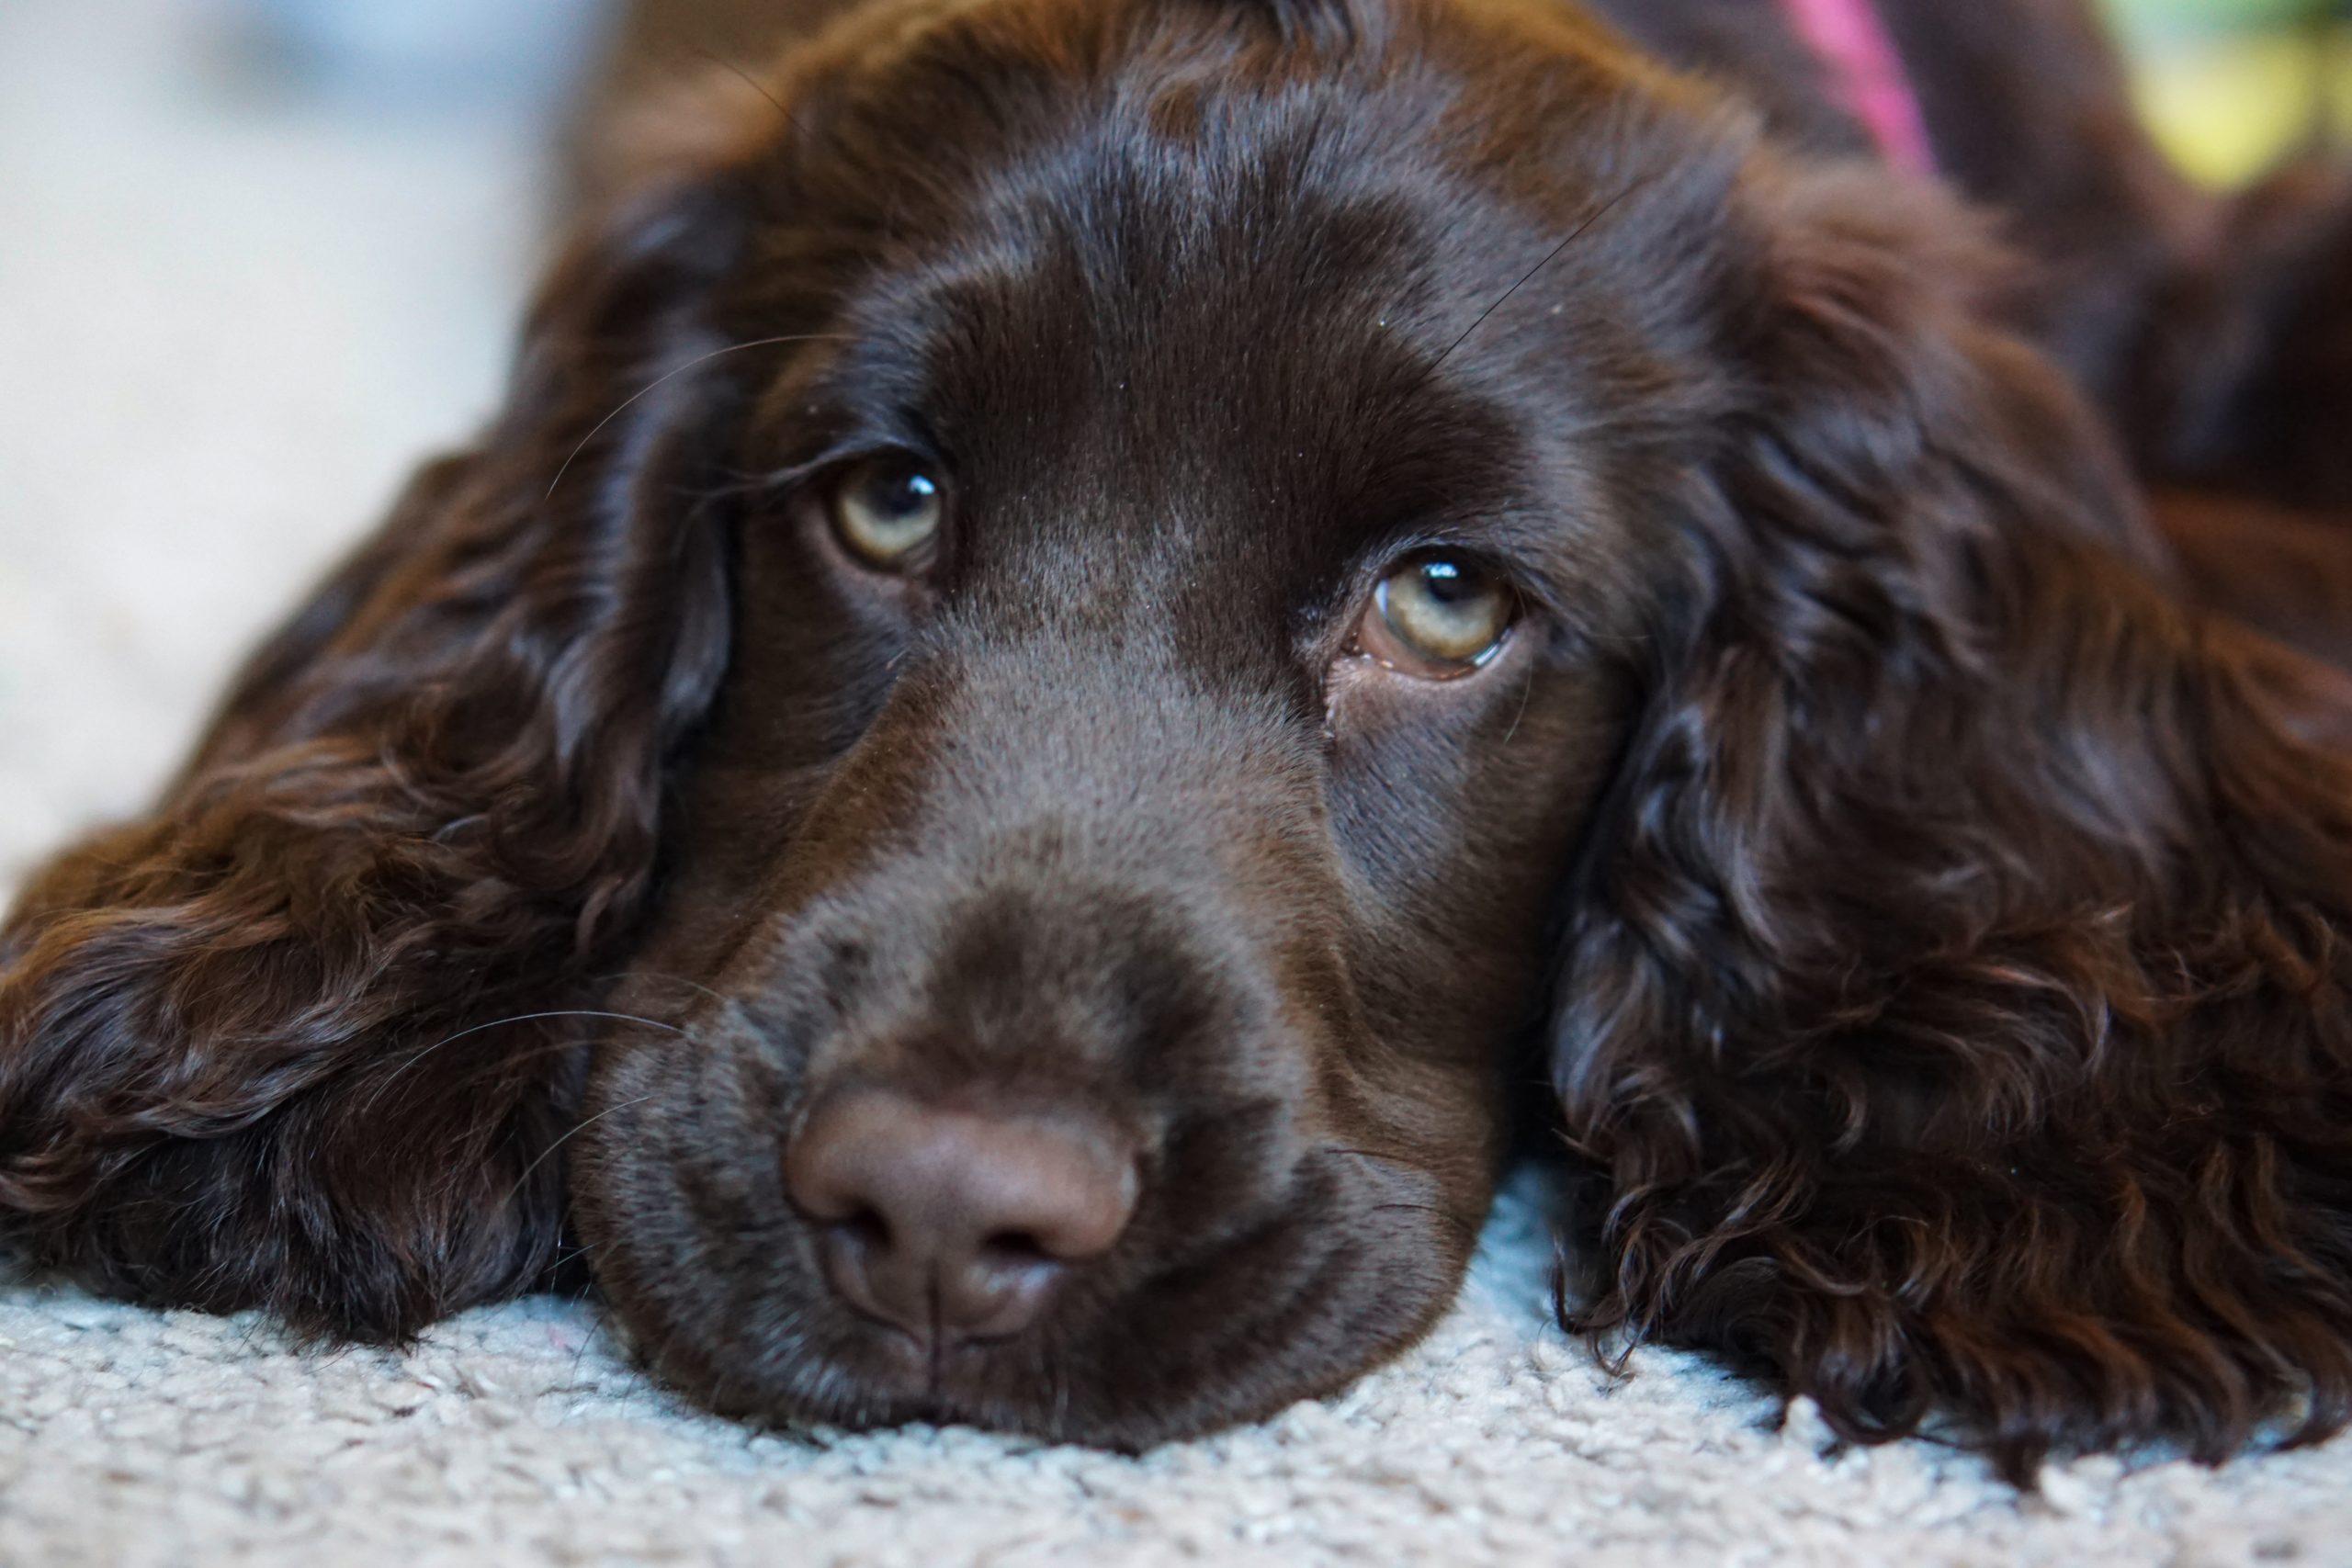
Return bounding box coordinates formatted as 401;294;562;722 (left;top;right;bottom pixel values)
6;0;2352;1482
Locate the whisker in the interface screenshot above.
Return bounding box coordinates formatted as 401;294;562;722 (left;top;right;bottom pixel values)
365;1010;689;1112
1503;645;1540;746
546;334;849;501
435;1029;665;1094
549;1239;600;1274
503;1093;661;1210
566;1296;614;1395
688;46;802;135
1419;178;1648;386
594;968;733;1011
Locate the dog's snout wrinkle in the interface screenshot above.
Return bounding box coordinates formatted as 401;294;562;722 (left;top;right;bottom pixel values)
786;1089;1139;1344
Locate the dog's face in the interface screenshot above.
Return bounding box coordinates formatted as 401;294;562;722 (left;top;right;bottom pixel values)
573;0;1667;1439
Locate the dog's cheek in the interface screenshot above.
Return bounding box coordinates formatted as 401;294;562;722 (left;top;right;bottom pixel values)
1327;651;1631;1062
570;1014;803;1389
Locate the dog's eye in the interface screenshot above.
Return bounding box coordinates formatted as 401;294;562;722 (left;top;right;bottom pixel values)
1357;556;1518;678
829;458;947;569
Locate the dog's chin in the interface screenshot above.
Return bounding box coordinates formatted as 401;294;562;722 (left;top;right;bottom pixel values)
658;1325;1454;1450
586;1251;1468;1448
691;1336;1168;1447
573;1160;1480;1448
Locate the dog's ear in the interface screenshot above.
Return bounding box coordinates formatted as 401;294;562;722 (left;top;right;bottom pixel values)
1551;163;2352;1478
0;164;756;1338
2133;160;2352;512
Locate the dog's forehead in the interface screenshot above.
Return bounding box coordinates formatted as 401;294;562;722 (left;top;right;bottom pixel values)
808;118;1548;596
729;1;1679;658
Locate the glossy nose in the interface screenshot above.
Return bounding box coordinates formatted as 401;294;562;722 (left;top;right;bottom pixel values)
785;1089;1138;1343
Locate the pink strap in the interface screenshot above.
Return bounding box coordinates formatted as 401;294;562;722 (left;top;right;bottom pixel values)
1776;0;1938;177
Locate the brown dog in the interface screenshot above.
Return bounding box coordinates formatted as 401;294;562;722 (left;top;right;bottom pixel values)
4;0;2350;1482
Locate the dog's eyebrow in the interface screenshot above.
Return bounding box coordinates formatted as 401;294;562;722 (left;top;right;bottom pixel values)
684;46;841;156
689;47;797;130
1417;179;1648;389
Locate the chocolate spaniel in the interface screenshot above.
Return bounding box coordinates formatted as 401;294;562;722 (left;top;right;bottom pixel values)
6;0;2352;1482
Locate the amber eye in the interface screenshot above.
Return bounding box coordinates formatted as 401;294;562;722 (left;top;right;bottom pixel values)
1357;555;1518;678
828;457;946;569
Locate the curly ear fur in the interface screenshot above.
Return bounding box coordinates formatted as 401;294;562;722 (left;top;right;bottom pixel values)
1553;164;2352;1481
0;178;747;1339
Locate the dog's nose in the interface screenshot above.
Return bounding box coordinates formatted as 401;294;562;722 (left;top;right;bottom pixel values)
785;1089;1137;1343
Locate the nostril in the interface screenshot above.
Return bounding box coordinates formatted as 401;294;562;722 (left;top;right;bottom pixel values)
834;1208;891;1254
979;1230;1056;1269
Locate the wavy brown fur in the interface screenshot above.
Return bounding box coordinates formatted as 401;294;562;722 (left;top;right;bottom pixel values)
1553;165;2352;1481
0;182;746;1337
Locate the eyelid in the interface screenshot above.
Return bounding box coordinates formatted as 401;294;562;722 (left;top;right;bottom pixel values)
758;406;952;490
1420;542;1591;656
764;442;920;494
1351;541;1522;618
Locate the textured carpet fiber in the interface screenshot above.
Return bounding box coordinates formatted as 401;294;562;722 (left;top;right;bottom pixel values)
5;2;2352;1562
4;1191;2352;1567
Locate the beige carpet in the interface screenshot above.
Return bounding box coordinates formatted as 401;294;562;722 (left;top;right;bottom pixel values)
5;2;2351;1562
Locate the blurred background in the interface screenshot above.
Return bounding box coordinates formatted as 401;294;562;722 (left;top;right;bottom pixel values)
1;0;2348;891
2127;0;2352;182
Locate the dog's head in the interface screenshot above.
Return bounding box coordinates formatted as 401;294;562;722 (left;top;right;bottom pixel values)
576;0;1679;1437
14;0;2349;1472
